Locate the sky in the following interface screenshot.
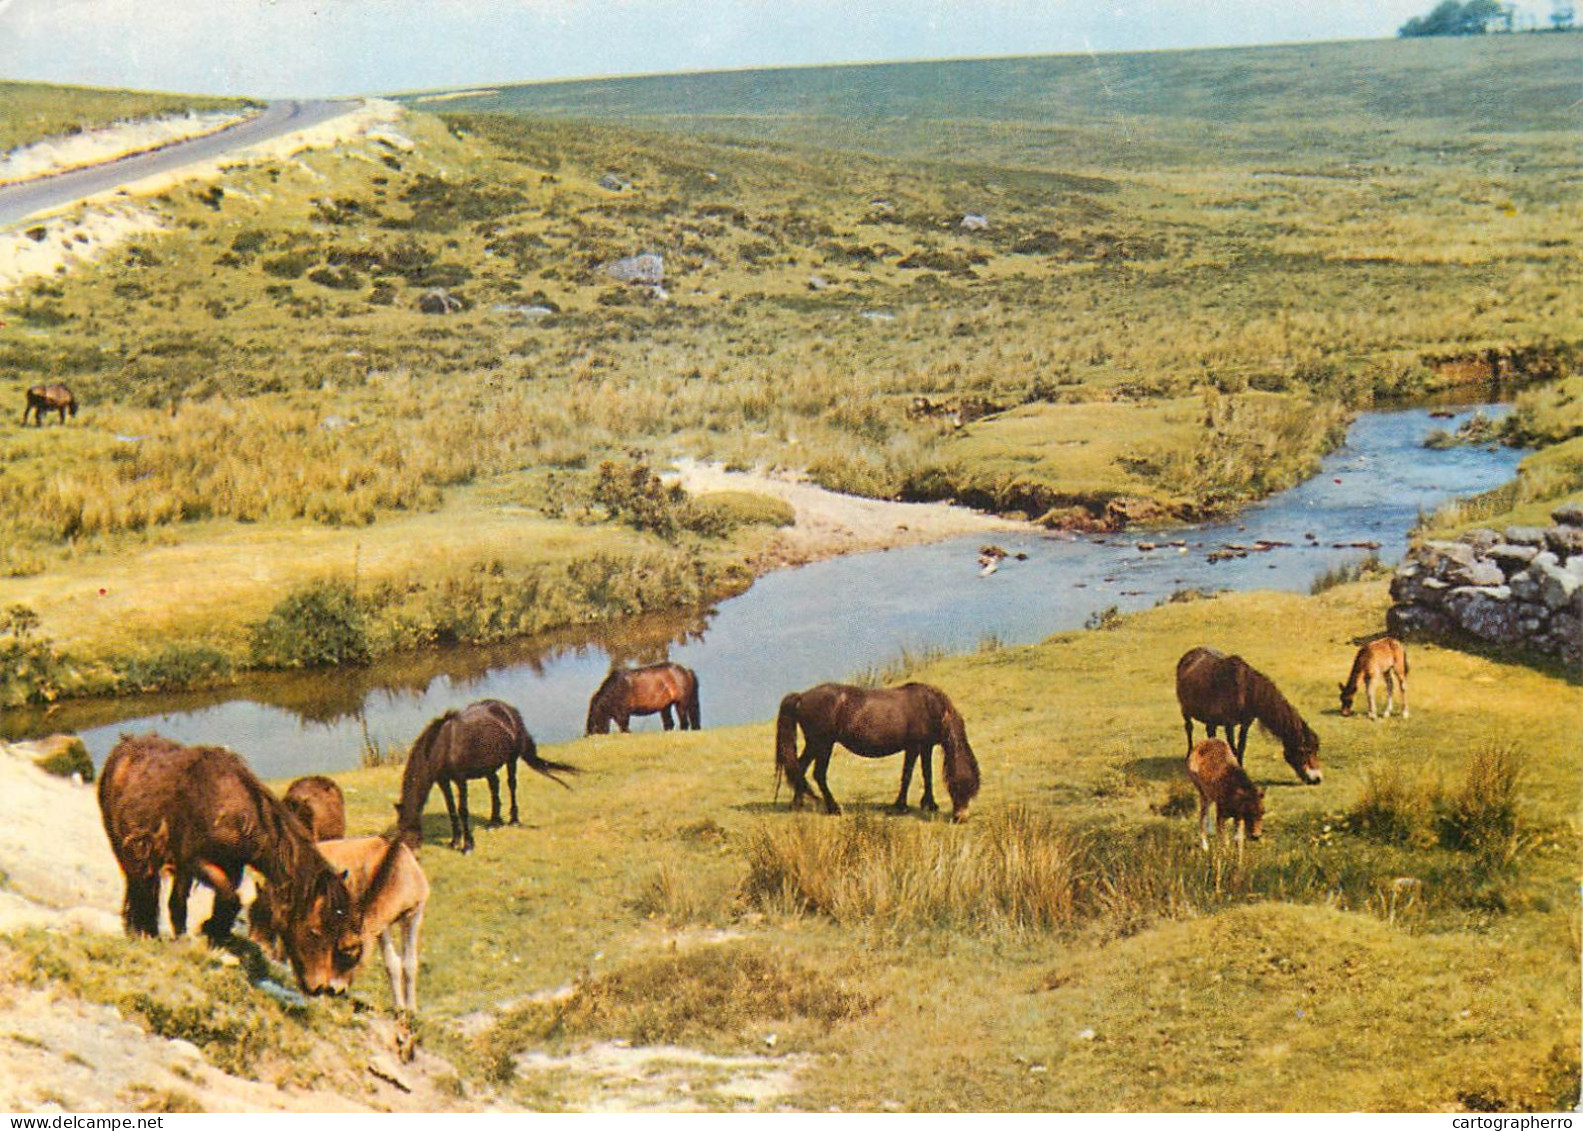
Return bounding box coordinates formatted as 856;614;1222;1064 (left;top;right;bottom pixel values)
0;0;1555;99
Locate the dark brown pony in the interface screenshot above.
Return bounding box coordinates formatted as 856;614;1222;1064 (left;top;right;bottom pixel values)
23;384;77;426
97;734;363;994
586;663;700;734
1175;647;1322;785
1187;738;1265;850
396;699;578;853
775;682;981;821
284;775;346;840
1339;637;1409;720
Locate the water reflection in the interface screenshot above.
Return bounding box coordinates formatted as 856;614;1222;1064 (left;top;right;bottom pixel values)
2;404;1526;780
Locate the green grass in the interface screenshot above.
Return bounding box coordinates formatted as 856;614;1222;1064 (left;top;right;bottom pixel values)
0;81;251;153
10;581;1577;1109
161;579;1564;1111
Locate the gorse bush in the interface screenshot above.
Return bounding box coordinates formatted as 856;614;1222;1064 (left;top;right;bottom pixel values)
250;580;370;669
0;603;72;707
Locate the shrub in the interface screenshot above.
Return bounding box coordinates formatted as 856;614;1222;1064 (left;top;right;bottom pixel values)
688;490;796;533
250;580;370;669
117;644;235;692
261;250;316;280
28;735;94;783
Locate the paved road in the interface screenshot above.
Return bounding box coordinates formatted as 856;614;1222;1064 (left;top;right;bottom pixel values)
0;99;358;229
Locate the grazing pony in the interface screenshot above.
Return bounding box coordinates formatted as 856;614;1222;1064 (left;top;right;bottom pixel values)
23;384;77;426
1175;647;1321;785
252;836;429;1062
97;734;363;995
586;662;701;734
1339;637;1409;720
775;682;981;821
1186;738;1265;850
283;775;346;840
396;699;578;853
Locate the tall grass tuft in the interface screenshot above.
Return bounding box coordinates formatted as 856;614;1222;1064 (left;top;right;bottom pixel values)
849;642;952;688
1437;744;1525;865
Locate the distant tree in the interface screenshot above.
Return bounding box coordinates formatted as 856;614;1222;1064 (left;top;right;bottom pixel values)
1551;0;1576;30
1398;0;1507;35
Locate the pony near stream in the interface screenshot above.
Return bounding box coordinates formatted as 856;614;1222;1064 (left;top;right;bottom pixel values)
97;734;364;994
1339;637;1409;720
1175;646;1322;785
252;835;429;1061
775;682;981;821
586;662;701;734
397;699;578;853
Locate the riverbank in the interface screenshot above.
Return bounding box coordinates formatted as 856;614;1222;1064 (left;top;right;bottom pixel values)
670;458;1028;569
3;578;1575;1111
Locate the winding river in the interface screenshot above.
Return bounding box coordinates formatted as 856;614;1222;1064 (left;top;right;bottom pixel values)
2;403;1525;779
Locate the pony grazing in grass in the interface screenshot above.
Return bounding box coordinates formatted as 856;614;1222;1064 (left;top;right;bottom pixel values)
1339;637;1409;720
1186;737;1265;850
22;383;76;426
251;835;429;1062
396;699;578;853
775;682;981;821
98;734;363;995
1176;646;1322;785
586;662;701;734
283;775;346;840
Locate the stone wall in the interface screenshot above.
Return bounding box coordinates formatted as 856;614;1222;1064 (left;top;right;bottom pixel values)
1387;502;1583;668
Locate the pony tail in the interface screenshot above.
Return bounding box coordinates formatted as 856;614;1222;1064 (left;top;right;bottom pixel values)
519;732;581;789
686;674;701;731
775;693;807;797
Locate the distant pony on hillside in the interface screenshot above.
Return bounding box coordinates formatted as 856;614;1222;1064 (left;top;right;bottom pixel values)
23;384;77;426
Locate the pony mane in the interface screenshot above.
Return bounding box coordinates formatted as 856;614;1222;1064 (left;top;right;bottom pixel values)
396;711;457;838
1243;666;1308;748
1342;648;1371;695
236;763;331;911
363;835;407;911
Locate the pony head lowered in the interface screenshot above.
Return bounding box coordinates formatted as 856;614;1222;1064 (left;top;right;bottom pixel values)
585;670;623;735
934;699;981;821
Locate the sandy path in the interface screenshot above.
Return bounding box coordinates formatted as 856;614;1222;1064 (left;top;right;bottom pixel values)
671;458;1027;570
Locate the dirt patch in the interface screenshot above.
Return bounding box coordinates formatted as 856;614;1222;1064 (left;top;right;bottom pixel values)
512;1041;810;1112
671;458;1027;570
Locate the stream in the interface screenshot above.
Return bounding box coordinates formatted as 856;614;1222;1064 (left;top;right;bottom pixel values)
2;403;1526;779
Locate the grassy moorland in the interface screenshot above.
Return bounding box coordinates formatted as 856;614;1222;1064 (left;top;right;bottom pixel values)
0;82;250;154
5;579;1575;1110
0;34;1579;703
